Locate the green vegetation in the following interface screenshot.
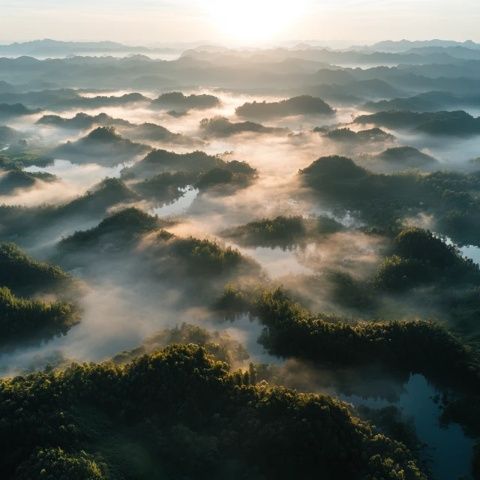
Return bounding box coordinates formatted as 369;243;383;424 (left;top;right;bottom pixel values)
152;91;221;111
236;95;334;120
355;110;480;136
0;244;79;347
325;270;378;312
168;236;253;276
364;91;480;114
373;147;438;169
199;117;288;138
124;122;195;145
123;148;257;197
53;127;150;166
0;286;78;348
0;179;139;249
15;448;108;480
374;228;480;291
310;228;480;334
122;149;225;179
221;215;343;248
324;127;394;143
0;126;20;146
0;102;40;119
142;232;262;300
54;212;260;299
358;406;423;459
132;160;256;200
132;171;196;202
195;161;257;191
216;285;480;391
366;228;480;335
61;178;139;218
38;113;195;145
0;243;73;296
0;344;426;479
56;92;148;110
113;323;250;367
300;155;480;245
58;208;165;254
0;165;56;195
37;112;131;130
0;148;53;168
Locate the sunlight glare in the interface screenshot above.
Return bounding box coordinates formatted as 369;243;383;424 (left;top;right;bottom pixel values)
203;0;310;44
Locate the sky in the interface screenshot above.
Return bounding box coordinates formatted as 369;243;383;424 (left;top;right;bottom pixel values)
1;0;480;47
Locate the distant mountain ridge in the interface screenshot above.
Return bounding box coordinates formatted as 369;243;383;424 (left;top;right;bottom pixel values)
0;39;176;57
359;39;480;52
2;38;480;60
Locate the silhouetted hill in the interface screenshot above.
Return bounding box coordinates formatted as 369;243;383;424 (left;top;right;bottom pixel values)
199;116;288;138
122;149;226;179
300;155;480;246
152;92;221;112
0;178;140;248
355;110;480;136
0;286;78;349
0;103;40;119
37;112;131;130
0;167;56;195
124;122;197;145
221;215;343;248
0;242;73;297
132;172;197;203
39;114;197;146
0;126;20;145
324;127;394;143
53;127;150;166
364;91;480;113
374;147;438;169
58;208;166;255
61;178;139;218
236;95;334;120
0;39;164;56
367;39;480;53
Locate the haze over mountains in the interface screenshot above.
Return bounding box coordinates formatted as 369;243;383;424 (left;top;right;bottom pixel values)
1;34;480;480
0;39;179;57
2;38;480;60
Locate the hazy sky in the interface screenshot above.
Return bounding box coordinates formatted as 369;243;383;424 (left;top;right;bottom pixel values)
1;0;480;46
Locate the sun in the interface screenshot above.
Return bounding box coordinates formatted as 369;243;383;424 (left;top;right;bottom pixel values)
203;0;309;45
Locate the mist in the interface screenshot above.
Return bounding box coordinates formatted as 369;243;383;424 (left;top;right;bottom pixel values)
2;36;480;480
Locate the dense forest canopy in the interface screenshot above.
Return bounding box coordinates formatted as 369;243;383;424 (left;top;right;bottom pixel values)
0;345;427;480
1;35;480;480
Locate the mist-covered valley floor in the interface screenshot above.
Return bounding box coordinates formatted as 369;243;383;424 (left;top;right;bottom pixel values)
2;41;480;480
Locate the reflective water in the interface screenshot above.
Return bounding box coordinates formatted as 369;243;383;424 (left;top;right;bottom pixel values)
442;235;480;266
460;244;480;266
239;246;312;278
150;187;199;217
344;374;474;480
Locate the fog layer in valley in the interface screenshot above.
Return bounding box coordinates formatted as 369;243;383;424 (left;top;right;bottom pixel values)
2;40;480;480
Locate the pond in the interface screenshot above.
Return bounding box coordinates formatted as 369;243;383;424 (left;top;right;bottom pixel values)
442;235;480;267
240;245;312;278
150;186;199;217
344;374;474;480
460;244;480;266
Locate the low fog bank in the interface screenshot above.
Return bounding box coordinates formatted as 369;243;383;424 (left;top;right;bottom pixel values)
1;52;480;479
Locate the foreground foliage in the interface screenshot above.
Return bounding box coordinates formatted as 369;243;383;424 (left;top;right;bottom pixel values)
0;344;426;480
216;285;480;391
